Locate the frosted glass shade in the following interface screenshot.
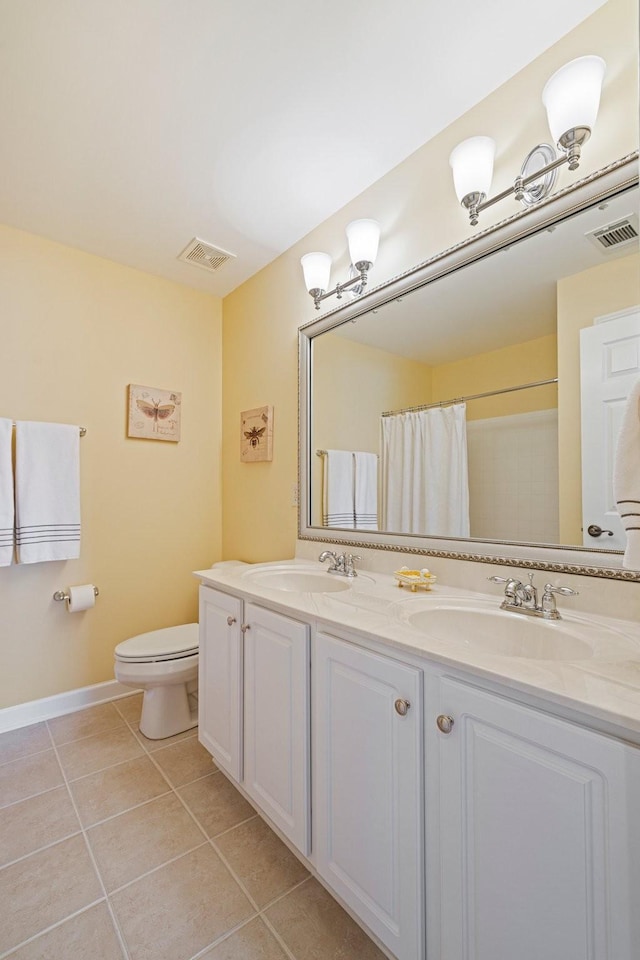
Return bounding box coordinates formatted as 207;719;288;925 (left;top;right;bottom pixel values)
301;252;331;293
346;219;380;266
449;136;496;203
542;55;606;144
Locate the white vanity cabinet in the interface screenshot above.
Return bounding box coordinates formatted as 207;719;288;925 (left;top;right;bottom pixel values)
313;631;425;960
198;585;311;855
428;674;640;960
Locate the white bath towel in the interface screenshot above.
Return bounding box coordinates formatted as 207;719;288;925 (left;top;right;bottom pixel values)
613;377;640;569
322;450;354;528
0;419;14;566
15;421;81;563
354;451;378;530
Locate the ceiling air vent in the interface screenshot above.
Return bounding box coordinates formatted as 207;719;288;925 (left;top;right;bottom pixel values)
177;238;236;272
585;214;639;254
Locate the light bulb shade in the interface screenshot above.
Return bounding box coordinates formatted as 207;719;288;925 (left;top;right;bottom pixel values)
449;136;496;203
542;55;606;144
301;252;331;293
346;219;380;267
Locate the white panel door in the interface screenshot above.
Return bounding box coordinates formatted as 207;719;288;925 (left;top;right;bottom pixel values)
433;676;640;960
243;603;310;855
314;631;424;960
580;308;640;548
198;586;243;781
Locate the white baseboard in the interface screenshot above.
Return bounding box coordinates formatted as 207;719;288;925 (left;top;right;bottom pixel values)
0;680;141;734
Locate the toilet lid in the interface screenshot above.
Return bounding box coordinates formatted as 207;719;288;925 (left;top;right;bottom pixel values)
115;623;199;662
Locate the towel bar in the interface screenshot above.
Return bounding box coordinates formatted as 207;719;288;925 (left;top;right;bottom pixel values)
11;422;86;436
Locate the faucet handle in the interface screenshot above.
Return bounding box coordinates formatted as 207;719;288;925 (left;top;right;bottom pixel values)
543;583;579;597
488;576;510;584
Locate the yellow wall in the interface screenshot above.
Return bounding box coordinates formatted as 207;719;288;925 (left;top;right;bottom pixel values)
221;0;639;562
0;225;222;708
432;334;558;421
557;251;640;543
311;334;432;525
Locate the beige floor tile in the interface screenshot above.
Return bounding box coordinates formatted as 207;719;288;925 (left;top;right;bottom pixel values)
57;726;144;780
265;878;386;960
7;902;125;960
0;786;80;867
133;724;197;752
69;755;171;827
0;750;63;809
48;702;126;745
0;722;51;765
87;793;205;892
111;844;254;960
215;817;309;909
151;736;216;786
178;771;255;838
0;834;102;955
113;693;143;724
199;917;288;960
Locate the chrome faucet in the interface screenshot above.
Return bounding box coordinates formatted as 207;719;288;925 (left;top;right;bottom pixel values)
319;550;361;578
489;573;578;620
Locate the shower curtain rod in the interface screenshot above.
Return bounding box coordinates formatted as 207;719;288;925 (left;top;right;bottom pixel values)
381;377;559;418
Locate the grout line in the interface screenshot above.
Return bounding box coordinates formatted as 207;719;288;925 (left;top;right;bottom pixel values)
0;781;69;813
0;827;83;872
80;788;175;831
208;813;259;841
0;898;107;960
185;915;262;960
0;743;55;770
106;840;210;896
47;732;132;960
259;913;299;960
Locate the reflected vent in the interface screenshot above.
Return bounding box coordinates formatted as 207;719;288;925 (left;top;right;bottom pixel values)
178;238;236;272
585;214;639;254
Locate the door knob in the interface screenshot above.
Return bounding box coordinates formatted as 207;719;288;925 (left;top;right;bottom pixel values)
227;616;237;626
436;714;455;734
394;698;411;716
587;524;614;538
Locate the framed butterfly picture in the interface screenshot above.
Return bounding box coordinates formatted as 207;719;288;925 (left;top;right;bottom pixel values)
240;405;273;462
128;384;182;442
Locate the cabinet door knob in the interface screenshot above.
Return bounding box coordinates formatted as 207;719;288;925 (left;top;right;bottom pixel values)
394;698;411;716
436;714;455;734
240;623;251;633
227;616;237;626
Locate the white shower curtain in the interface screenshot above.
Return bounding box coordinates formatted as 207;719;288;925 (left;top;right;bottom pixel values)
381;403;470;537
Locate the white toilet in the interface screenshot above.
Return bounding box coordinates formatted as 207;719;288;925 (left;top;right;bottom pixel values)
114;623;199;740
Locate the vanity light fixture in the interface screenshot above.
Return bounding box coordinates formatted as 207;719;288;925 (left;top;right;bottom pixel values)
301;219;381;310
449;55;606;226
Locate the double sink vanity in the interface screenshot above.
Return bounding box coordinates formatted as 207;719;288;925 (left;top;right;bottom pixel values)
195;555;640;960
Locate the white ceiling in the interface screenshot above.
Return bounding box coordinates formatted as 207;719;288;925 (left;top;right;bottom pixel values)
0;0;606;298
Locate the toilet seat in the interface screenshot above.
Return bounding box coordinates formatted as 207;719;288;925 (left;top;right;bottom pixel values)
115;623;199;663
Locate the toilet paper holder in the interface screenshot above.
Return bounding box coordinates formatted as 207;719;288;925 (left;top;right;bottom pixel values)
53;586;100;602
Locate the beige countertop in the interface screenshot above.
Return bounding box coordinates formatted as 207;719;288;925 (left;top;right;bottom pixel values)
194;559;640;745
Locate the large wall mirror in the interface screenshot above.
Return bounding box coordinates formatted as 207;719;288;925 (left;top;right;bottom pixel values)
298;153;640;580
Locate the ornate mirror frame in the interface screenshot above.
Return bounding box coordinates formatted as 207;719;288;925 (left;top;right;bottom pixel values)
298;152;640;582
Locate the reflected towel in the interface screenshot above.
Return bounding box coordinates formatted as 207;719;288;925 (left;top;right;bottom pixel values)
354;451;378;530
0;419;14;566
15;421;81;563
613;377;640;569
322;450;354;528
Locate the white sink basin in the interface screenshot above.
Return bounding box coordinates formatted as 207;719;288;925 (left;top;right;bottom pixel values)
241;564;371;594
395;598;637;661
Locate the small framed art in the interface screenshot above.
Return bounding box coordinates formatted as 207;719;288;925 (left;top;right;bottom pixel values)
128;384;182;442
240;405;273;462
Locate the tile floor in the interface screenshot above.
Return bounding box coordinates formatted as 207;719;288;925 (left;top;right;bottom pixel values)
0;695;386;960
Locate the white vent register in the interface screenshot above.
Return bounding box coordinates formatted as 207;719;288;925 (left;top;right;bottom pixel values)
178;238;236;272
585;214;639;254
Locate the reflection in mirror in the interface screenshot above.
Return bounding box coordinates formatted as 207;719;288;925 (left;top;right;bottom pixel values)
310;181;640;553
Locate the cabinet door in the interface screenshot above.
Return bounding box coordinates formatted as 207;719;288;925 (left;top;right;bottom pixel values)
432;676;640;960
243;603;310;855
314;631;424;960
198;586;243;781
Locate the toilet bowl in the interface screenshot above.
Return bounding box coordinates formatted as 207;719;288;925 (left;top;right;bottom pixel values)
114;623;199;740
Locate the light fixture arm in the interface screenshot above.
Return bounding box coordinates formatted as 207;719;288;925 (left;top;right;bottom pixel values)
309;260;371;311
462;128;590;226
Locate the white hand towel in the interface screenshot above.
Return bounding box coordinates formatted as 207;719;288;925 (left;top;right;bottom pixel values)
15;421;81;564
354;451;378;530
322;450;354;528
0;419;14;566
613;377;640;569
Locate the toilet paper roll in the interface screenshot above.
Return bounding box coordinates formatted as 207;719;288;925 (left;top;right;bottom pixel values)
67;584;96;613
